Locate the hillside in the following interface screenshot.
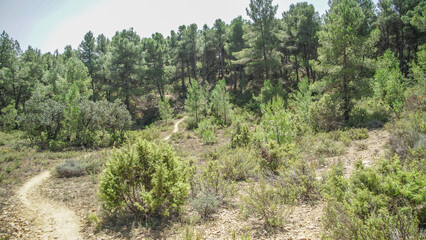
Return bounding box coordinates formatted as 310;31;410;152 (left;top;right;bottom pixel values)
0;0;425;239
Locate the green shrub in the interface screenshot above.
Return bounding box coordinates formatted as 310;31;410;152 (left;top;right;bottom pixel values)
374;49;406;112
386;112;425;161
312;133;346;157
209;79;233;125
196;117;218;145
185;81;207;124
56;160;84;178
240;181;292;229
201;129;217;145
345;128;369;141
125;128;161;143
191;161;232;203
309;93;344;132
82;153;106;175
230;121;252;148
349;98;391;128
275;159;320;203
322;157;425;240
260;142;299;174
192;192;220;219
159;97;173;123
99;139;189;218
22;94;131;149
220;148;259;181
261;96;294;145
0;102;17;131
21;95;65;146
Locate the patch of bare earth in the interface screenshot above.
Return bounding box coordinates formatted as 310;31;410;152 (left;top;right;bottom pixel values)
14;171;83;240
4;122;389;239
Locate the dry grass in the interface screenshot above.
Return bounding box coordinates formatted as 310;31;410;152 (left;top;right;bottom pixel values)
1;124;391;240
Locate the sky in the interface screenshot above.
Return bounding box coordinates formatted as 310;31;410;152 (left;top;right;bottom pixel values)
1;0;332;53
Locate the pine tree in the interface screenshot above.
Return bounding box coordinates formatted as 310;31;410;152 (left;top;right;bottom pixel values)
210;79;233;125
78;31;98;101
185;81;206;123
315;0;367;122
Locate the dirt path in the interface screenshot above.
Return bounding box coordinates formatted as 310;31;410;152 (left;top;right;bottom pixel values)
164;116;186;140
16;171;83;240
11;117;187;240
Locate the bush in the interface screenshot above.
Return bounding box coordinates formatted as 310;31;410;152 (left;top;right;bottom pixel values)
21;95;131;149
99;139;189;218
191;161;232;204
0;102;17;131
230;120;252;148
56;160;84;178
192;192;220;219
261;96;294;145
209;79;233;125
201;129;217;145
125;127;161;143
386;112;425;161
220;148;259;181
21;95;65;146
374;49;406;112
196;117;218;145
348;99;390;128
240;181;292;229
345;128;369;141
274;159;320;203
82;152;107;175
309;94;344;132
260;142;299;174
322;157;425;240
311;133;346;157
159;97;173;123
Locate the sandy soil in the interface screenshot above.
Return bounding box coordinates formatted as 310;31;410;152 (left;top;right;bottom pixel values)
16;171;83;240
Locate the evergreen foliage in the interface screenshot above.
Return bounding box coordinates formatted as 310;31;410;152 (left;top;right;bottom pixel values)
158;97;173;123
185;81;207;124
99;139;189;218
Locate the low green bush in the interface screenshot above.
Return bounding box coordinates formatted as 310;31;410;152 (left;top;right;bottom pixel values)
82;153;106;175
191;161;233;205
230;121;252;148
125;127;161;143
275;159;320;203
220;148;259;181
259;142;299;174
311;133;346;157
56;160;84;178
322;157;425;240
0;102;17;131
240;181;293;229
196;117;218;145
192;192;220;219
99;139;189;218
386;111;425;161
201;129;216;145
309;94;344;132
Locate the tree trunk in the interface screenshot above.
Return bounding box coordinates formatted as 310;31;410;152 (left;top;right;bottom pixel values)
91;77;96;102
193;52;198;83
181;61;186;94
261;28;269;80
125;75;130;110
295;53;299;83
187;62;192;85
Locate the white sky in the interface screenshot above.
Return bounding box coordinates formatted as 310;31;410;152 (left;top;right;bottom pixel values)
0;0;332;53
